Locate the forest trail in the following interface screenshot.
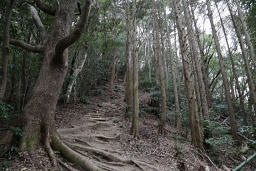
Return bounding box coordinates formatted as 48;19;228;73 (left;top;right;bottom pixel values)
54;80;209;171
7;80;209;170
56;80;164;171
57;85;158;170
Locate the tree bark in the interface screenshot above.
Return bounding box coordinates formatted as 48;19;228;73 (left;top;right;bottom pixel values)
173;0;203;149
66;52;88;103
11;1;99;169
152;0;167;134
109;55;116;92
0;0;16;100
163;0;181;129
125;0;133;118
130;0;139;137
183;0;209;120
206;0;238;139
190;5;212;108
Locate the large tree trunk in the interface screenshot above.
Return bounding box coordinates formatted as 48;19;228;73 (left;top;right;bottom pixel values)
173;0;203;149
12;1;100;169
0;0;16;100
152;0;167;134
216;2;247;125
206;0;238;139
19;0;78;150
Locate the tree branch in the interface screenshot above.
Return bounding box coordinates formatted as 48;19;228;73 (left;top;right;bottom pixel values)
29;5;46;39
10;39;43;53
54;0;91;64
34;0;56;16
209;69;221;88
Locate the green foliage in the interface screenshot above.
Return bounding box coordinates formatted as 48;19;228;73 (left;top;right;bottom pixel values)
180;106;190;127
9;126;24;137
0;160;11;169
203;120;230;135
203;120;235;147
206;135;234;146
0;101;13;120
212;101;229;117
80;95;90;104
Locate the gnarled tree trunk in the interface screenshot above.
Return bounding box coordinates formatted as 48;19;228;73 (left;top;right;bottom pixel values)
10;1;100;170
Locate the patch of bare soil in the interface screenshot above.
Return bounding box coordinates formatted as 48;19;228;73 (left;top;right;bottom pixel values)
4;81;215;170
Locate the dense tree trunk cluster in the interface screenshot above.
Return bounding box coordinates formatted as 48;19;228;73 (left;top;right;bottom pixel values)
1;0;256;169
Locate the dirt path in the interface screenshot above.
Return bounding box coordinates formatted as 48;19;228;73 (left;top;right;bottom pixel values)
5;81;210;170
56;82;162;170
55;81;209;171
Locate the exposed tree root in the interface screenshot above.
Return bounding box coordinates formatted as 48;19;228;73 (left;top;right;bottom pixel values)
74;138;92;147
69;143;125;162
91;118;108;122
95;134;120;142
68;143;159;171
58;127;88;135
45;129;57;167
51;134;101;171
57;159;78;171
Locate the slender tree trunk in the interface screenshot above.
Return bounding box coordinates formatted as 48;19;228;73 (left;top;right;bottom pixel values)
164;0;181;129
227;1;256;119
109;55;116;92
0;0;16;100
216;2;247;125
130;0;139;137
190;5;212;108
152;28;159;85
183;0;209;120
159;25;169;96
234;0;256;69
173;0;203;149
206;0;238;139
8;53;17;104
174;23;181;95
147;38;152;82
66;52;88;103
183;3;212;145
152;0;167;134
125;0;133;117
